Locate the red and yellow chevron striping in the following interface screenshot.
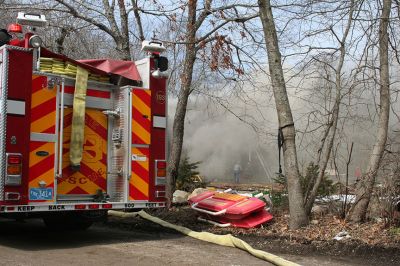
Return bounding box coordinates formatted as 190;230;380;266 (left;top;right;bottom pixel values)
132;89;151;145
28;141;55;202
130;147;150;200
28;75;57;202
30;75;57;134
57;108;108;195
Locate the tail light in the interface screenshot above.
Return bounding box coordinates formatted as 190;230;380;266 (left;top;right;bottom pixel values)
5;153;22;186
5;192;20;201
155;191;166;198
157;169;166;177
155;160;166;185
88;204;99;209
74;204;86;210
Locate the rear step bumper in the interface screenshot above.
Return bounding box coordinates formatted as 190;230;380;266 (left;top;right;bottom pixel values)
0;201;165;213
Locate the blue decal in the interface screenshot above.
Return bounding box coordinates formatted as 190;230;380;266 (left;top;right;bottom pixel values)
29;188;53;200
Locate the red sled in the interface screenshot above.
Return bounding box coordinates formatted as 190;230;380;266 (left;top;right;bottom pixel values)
199;209;273;228
189;191;273;228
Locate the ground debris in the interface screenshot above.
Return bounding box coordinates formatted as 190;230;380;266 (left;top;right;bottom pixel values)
110;206;400;247
105;206;400;265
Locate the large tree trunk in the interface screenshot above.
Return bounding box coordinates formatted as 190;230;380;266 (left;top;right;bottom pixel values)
348;0;391;222
304;0;355;215
258;0;308;229
115;38;131;61
166;0;197;207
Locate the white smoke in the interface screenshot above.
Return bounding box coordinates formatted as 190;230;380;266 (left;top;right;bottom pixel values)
167;67;399;184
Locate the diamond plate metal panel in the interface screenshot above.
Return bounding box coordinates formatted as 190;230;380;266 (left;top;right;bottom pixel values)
107;87;132;202
0;47;9;201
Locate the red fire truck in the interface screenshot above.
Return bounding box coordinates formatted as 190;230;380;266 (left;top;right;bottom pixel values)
0;13;167;229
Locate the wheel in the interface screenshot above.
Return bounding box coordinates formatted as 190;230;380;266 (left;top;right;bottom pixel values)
43;212;93;231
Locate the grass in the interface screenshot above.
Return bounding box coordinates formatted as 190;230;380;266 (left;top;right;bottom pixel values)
389;227;400;235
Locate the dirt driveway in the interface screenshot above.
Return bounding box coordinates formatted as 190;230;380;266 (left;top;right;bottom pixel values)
0;217;392;266
0;218;271;266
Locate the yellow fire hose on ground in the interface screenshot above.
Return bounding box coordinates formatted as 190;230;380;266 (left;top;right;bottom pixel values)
70;66;89;170
108;210;300;266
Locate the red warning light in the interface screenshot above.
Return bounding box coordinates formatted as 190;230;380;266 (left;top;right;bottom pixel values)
7;23;23;33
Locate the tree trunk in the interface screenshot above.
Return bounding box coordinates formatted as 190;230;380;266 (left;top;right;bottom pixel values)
304;0;355;216
117;0;131;60
115;37;131;61
304;98;339;214
348;0;391;222
258;0;308;229
56;27;69;54
166;0;197;207
131;0;145;41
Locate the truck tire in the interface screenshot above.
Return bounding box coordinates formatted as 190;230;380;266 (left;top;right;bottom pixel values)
43;212;93;231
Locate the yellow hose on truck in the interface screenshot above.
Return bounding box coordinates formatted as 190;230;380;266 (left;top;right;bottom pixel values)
70;66;89;170
108;210;300;266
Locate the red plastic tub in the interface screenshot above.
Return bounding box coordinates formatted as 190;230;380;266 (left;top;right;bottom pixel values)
190;192;267;220
202;209;274;228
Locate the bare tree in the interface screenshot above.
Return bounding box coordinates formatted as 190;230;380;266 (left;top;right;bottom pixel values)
304;0;356;215
165;0;258;205
348;0;391;222
166;0;198;206
54;0;139;60
258;0;308;229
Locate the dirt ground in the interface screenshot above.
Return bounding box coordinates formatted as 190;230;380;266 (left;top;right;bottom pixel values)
137;206;400;266
0;207;399;266
0;218;270;266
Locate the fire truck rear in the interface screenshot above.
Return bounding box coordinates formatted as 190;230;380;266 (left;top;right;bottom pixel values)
0;13;167;229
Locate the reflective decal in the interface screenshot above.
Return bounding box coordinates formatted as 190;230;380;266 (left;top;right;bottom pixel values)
132;154;147;162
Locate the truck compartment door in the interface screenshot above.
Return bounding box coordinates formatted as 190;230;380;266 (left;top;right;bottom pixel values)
28;75;57;203
57;108;108;198
129;88;151;201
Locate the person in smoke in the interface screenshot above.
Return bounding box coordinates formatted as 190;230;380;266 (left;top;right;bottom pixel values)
233;162;242;183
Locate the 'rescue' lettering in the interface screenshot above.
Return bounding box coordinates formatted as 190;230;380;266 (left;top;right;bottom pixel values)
146;203;157;207
17;206;35;212
49;205;65;210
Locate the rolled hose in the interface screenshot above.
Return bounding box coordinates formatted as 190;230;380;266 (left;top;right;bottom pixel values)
108;210;300;266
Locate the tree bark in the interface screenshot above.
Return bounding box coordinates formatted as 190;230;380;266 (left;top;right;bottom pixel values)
348;0;391;222
131;0;145;41
258;0;308;229
166;0;198;207
117;0;131;60
56;27;69;54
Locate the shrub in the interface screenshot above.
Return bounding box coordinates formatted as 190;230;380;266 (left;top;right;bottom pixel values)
176;156;207;192
273;162;337;198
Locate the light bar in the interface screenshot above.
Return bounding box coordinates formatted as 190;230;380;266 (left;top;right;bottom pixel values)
142;40;166;53
17;12;47;27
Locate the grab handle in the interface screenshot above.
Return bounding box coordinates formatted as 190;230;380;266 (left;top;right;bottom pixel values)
191;203;227;216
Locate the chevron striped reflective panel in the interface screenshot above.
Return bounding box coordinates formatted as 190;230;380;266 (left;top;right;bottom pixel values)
28;75;57;202
130;89;151;201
